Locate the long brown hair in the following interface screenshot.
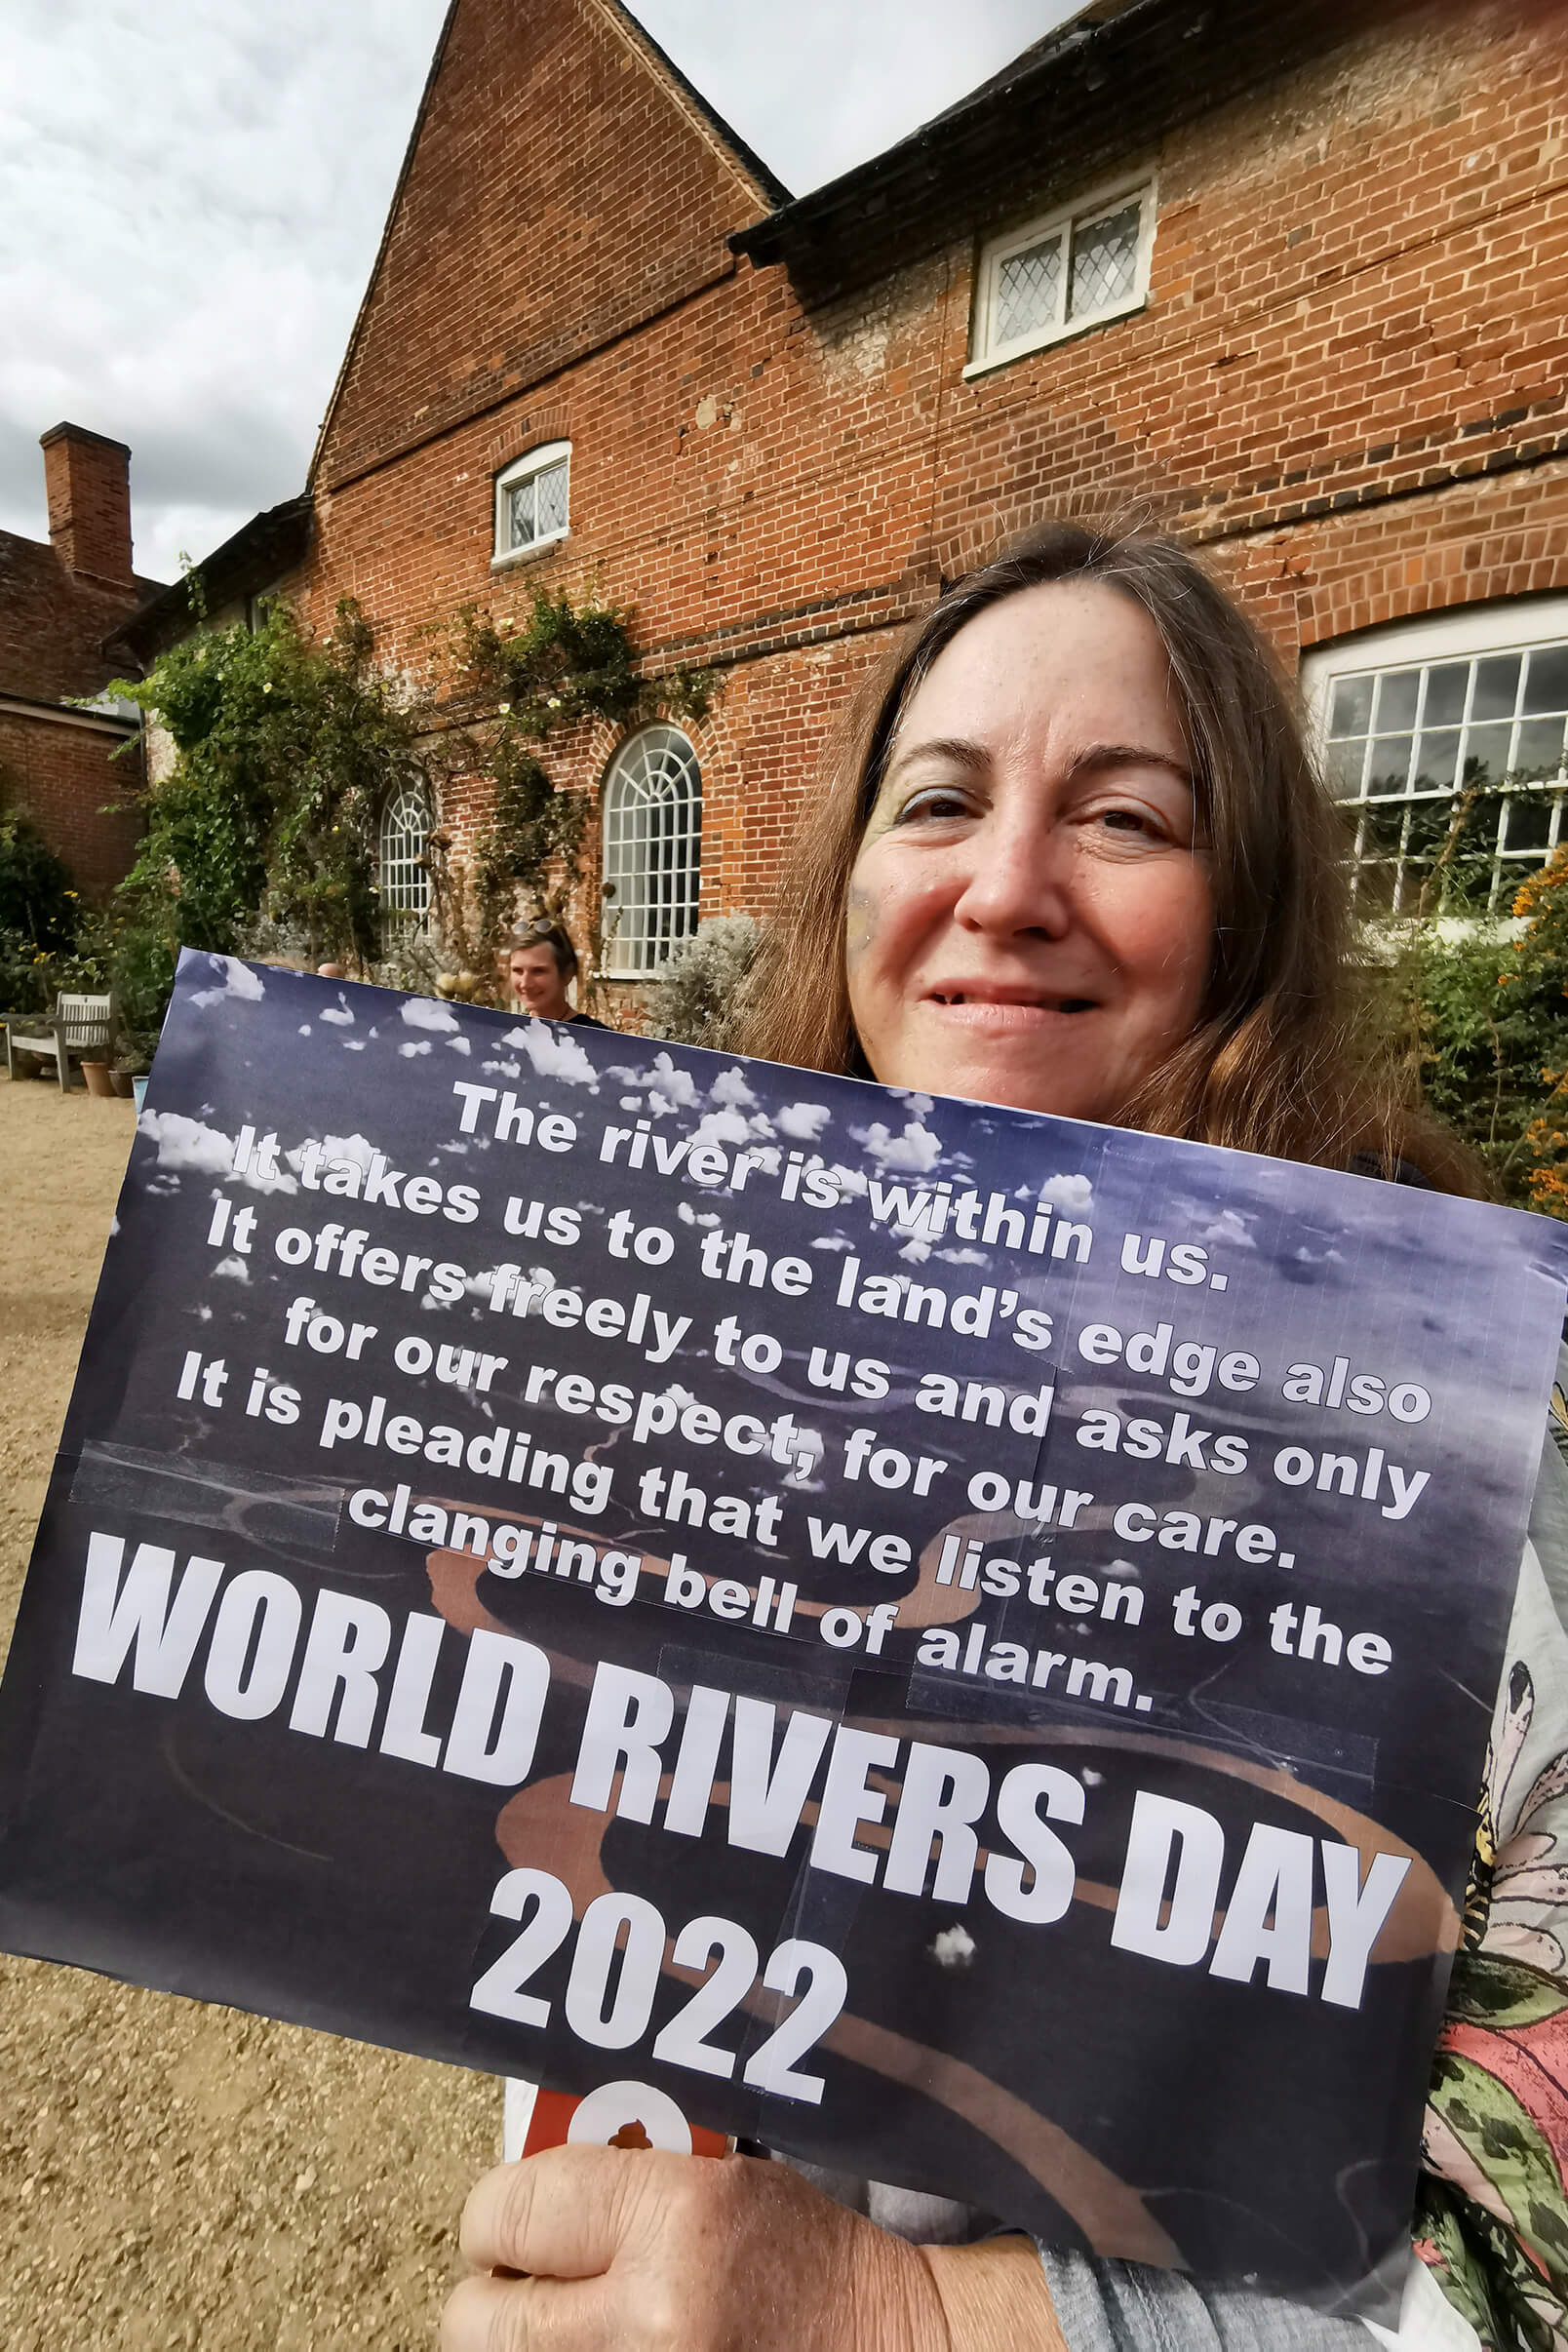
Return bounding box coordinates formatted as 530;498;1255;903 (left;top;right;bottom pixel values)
737;519;1478;1190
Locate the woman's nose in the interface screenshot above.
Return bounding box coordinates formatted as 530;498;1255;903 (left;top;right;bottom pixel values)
952;807;1074;938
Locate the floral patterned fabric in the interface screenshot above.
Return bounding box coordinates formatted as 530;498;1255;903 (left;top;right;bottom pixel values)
1416;1474;1568;2351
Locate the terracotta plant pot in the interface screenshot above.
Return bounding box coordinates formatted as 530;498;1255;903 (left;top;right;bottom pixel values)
80;1060;115;1098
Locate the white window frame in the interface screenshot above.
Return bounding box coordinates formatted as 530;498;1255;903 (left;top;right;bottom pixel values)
492;441;570;568
600;725;702;979
377;781;433;947
966;174;1156;378
1302;598;1568;918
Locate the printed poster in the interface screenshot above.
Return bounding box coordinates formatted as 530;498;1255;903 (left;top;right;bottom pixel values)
2;950;1565;2315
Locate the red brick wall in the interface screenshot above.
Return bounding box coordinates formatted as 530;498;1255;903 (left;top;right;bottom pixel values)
289;0;1568;952
318;0;777;496
0;713;143;903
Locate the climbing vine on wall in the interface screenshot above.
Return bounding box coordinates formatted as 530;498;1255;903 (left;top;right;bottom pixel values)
445;587;715;983
103;595;430;1039
88;582;715;1033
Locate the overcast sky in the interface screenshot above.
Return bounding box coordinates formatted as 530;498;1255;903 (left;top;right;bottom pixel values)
0;0;1078;587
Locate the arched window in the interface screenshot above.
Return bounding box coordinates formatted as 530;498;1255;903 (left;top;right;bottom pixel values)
378;782;432;946
601;725;702;976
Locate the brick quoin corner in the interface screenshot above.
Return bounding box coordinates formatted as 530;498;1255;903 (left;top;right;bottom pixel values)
252;0;1568;978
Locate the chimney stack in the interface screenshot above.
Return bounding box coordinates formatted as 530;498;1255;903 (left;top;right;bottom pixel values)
40;423;135;590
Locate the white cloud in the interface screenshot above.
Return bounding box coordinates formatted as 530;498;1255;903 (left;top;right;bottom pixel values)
446;1034;472;1056
930;1922;976;1971
776;1101;830;1141
1196;1208;1256;1249
400;1039;433;1057
514;1021;600;1090
319;999;354;1027
899;1237;931;1264
137;1110;296;1192
401;997;457;1032
648;1052;700;1115
286;1131;377;1180
709;1066;756;1111
212;1255;250;1281
856;1118;942;1173
0;2;1077;578
1039;1173;1093;1212
186;955;266;1008
937;1246;987;1266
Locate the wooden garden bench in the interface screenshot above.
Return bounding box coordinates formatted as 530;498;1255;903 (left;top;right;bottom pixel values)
3;993;115;1090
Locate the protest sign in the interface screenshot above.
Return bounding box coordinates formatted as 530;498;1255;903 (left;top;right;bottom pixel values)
2;950;1565;2315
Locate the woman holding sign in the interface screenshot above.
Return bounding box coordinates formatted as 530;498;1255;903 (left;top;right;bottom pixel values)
445;524;1565;2350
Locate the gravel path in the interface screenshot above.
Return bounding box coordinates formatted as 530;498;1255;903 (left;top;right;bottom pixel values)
0;1073;499;2351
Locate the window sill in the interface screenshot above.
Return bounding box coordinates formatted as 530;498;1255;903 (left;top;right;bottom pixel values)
963;294;1147;380
491;531;570;573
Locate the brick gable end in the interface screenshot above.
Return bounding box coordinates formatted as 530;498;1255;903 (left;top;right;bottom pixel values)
315;0;778;493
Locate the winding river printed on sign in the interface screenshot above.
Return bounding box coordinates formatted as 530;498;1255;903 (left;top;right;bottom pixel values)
1;952;1565;2316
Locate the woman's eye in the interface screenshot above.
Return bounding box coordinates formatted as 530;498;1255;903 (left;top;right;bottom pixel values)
896;786;973;824
1097;805;1157;835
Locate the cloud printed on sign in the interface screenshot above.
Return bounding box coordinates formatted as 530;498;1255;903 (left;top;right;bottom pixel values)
1039;1172;1093;1212
938;1246;987;1266
212;1255;250;1281
446;1034;472;1056
285;1132;378;1181
137;1111;296;1193
400;1039;433;1057
899;1237;932;1264
709;1066;757;1111
187;955;266;1008
855;1118;942;1173
776;1101;831;1142
502;1024;601;1091
320;999;354;1027
649;1053;700;1115
1196;1208;1256;1249
678;1203;722;1228
484;1060;522;1079
401;997;458;1033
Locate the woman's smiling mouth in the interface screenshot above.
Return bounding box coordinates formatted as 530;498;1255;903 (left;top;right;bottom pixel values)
925;989;1099;1016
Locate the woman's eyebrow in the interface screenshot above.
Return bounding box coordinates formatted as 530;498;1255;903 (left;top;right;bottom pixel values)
1067;742;1194;788
882;735;989;781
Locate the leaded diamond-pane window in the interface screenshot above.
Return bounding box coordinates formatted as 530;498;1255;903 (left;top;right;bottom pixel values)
1311;620;1568;915
998;236;1064;345
971;181;1154;373
494;442;570;562
1070;201;1142;318
601;726;701;978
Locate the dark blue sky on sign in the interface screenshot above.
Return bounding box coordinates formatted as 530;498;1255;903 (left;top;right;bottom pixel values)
0;0;1078;582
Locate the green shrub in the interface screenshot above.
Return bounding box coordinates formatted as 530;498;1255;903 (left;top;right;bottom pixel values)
641;916;761;1048
0;806;79;1006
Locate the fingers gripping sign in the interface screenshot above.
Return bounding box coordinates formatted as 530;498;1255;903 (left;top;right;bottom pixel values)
442;2143;953;2352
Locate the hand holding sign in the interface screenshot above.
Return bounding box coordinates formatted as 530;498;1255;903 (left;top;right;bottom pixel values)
445;2146;1039;2352
1;952;1563;2322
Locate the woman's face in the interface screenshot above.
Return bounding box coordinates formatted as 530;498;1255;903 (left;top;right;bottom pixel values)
846;579;1212;1125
